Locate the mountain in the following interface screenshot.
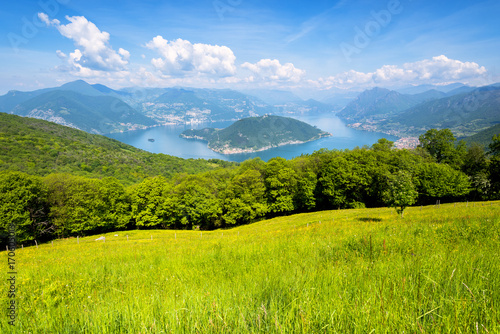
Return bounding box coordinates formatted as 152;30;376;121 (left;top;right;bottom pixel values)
0;80;155;134
461;124;500;148
337;87;445;121
10;90;156;134
58;80;106;96
0;112;229;184
142;87;273;124
240;89;303;105
377;87;500;137
395;83;467;95
180;115;331;154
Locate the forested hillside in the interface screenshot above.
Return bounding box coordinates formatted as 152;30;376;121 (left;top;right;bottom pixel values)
0;113;231;184
181;115;331;153
2;115;500;246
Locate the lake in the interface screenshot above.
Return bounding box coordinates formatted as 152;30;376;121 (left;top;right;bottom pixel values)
106;114;398;162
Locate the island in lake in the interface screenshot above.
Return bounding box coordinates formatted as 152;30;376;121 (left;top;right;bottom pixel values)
180;115;331;154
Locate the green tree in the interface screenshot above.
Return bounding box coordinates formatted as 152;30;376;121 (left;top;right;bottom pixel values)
383;171;418;217
488;134;500;198
223;169;268;225
488;134;500;156
0;171;50;245
462;143;490;200
418;128;465;168
462;143;489;176
317;152;371;209
264;157;298;214
371;138;394;152
45;174;130;236
128;176;171;229
415;163;470;203
170;172;226;229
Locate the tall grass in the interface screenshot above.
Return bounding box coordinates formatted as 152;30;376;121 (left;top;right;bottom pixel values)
2;202;499;333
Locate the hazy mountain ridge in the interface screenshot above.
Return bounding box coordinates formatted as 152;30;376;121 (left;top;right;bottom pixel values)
461;123;500;148
337;87;446;121
180;115;331;154
10;90;156;134
1;81;339;133
378;86;500;137
338;84;500;137
3;80;499;139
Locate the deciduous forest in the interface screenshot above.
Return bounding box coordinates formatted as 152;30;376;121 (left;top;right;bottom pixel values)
2;112;499;246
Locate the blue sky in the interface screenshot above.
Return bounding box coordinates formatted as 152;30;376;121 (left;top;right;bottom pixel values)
1;0;499;95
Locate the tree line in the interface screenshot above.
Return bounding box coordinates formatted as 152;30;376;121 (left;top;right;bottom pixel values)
1;129;499;246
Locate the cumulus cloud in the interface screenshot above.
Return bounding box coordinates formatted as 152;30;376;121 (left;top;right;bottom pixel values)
316;55;488;89
241;59;305;83
145;36;236;77
38;13;129;74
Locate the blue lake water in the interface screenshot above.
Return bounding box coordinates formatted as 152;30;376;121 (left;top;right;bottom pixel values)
106;114;398;162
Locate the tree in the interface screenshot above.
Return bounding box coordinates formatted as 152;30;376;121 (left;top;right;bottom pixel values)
488;134;500;198
462;143;488;176
383;171;418;217
488;134;500;156
462;143;490;200
418;128;465;168
169;172;226;229
223;169;267;225
317;152;371;209
371;138;394;152
264;158;298;214
0;171;50;245
415;163;470;203
128;176;172;229
45;174;130;236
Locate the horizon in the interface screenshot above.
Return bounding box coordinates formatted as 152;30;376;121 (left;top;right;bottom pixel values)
1;0;499;97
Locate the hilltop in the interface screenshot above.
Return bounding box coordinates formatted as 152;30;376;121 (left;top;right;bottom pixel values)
180;115;331;154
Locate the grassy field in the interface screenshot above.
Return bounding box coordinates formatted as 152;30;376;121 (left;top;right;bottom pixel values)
2;202;499;333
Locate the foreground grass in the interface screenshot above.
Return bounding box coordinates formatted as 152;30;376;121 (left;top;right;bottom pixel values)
2;202;499;333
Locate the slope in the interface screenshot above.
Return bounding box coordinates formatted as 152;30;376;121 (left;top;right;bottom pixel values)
10;90;156;134
379;87;500;137
0;112;230;185
337;87;446;121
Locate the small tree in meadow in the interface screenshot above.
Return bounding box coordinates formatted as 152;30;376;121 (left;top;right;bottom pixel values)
383;171;418;217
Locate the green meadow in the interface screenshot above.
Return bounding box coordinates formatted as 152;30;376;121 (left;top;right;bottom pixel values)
2;202;499;333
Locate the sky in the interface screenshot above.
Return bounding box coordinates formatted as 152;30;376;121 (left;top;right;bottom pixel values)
1;0;499;95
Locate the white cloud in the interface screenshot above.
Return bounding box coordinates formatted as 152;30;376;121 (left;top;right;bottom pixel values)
241;59;305;83
145;36;236;77
316;55;488;89
38;13;129;73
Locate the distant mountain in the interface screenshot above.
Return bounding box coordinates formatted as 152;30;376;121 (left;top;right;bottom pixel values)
58;80;106;96
461;124;500;148
378;87;500;137
337;87;445;121
272;98;337;116
395;83;467;95
240;89;303;105
10;90;156;134
0;81;108;114
180;115;331;154
143;88;272;124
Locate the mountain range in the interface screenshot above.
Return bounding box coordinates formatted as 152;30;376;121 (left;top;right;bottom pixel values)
1;79;499;140
338;84;500;138
0;80;337;134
